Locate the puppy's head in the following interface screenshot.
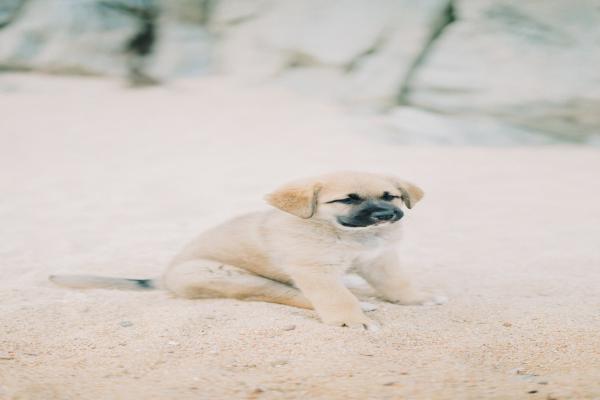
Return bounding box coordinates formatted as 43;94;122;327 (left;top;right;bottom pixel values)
265;172;423;229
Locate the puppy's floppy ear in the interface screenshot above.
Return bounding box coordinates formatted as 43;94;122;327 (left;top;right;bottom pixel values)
264;179;322;218
388;177;424;209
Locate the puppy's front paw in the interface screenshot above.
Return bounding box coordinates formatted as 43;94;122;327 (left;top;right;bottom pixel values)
391;290;447;306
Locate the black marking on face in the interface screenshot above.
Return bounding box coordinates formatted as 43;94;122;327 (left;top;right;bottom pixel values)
336;200;404;228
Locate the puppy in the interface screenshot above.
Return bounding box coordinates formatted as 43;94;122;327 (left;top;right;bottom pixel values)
51;171;443;330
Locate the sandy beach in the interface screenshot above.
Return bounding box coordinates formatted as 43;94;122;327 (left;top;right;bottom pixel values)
1;74;599;400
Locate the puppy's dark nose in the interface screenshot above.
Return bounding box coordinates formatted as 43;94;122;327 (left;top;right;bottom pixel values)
371;210;396;221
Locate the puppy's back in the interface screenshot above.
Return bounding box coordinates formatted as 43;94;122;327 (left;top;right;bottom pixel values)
169;211;272;271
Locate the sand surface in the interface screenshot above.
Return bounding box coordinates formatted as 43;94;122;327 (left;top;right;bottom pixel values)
1;74;600;400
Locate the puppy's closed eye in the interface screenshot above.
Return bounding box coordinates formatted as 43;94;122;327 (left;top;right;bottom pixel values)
327;193;363;205
381;192;400;201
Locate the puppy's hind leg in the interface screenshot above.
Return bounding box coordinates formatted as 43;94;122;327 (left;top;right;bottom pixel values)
163;259;312;309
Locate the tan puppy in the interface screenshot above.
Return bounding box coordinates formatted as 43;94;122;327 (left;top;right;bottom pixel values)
51;171;443;330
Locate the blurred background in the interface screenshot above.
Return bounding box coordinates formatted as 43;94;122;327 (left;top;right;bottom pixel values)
1;0;599;145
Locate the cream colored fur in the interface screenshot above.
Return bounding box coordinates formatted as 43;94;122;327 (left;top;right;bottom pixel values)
52;171;442;330
162;171;441;331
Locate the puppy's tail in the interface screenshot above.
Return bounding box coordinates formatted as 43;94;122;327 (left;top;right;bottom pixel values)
49;274;161;291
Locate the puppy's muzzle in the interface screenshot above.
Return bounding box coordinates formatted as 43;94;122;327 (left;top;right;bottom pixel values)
337;202;403;228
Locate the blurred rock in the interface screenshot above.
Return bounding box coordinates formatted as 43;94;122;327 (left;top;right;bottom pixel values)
161;0;214;25
211;0;270;26
272;66;347;100
263;0;390;67
215;0;450;104
0;0;25;29
406;0;600;142
0;0;140;75
0;0;211;81
215;0;392;71
500;98;600;143
213;5;288;79
380;107;557;145
145;20;211;81
344;0;451;107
